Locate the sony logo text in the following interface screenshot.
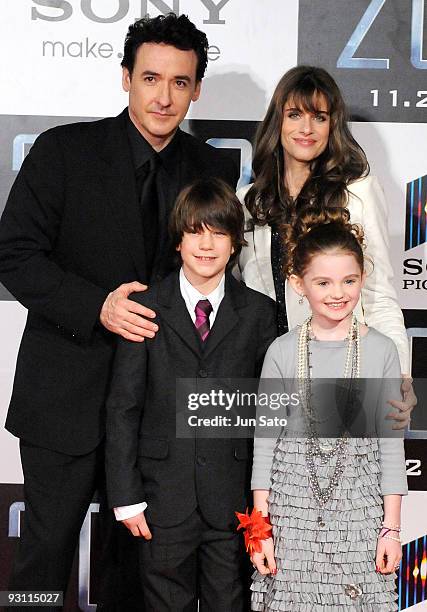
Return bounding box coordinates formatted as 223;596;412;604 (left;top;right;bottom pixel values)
31;0;232;25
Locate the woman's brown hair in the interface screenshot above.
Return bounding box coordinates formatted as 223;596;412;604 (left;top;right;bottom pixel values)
245;66;369;227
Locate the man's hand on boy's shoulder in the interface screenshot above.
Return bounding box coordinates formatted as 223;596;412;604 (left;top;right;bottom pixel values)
121;511;152;539
100;281;158;341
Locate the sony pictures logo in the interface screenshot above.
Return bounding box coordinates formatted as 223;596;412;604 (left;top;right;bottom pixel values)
403;173;427;292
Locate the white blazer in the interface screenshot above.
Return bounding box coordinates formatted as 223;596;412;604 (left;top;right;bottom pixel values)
237;176;409;373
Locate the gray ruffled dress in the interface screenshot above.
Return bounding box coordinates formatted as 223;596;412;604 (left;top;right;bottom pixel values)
251;328;408;611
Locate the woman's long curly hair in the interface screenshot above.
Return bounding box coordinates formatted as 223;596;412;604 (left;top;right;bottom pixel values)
282;206;365;279
245;66;369;227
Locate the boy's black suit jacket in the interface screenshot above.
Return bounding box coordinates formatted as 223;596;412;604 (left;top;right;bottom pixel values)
0;109;237;455
106;271;276;530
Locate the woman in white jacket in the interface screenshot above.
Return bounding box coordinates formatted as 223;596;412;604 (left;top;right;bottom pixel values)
238;66;411;375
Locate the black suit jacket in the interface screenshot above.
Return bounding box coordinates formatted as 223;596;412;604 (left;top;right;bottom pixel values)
106;271;276;530
0;109;238;455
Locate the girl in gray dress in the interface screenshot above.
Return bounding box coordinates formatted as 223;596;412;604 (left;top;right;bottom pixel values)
249;208;408;611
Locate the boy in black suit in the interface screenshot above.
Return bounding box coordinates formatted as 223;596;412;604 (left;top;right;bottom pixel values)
106;178;276;611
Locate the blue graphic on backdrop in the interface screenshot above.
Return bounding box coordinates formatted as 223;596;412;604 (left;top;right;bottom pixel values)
406;175;427;251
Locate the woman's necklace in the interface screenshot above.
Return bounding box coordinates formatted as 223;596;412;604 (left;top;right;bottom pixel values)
297;314;360;527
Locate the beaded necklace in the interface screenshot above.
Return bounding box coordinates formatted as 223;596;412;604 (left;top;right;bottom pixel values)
297;314;360;527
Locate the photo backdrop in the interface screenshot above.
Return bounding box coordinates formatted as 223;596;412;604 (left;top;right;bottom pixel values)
0;2;426;610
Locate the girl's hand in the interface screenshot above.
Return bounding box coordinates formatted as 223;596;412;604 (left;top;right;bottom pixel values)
251;537;277;575
376;535;402;574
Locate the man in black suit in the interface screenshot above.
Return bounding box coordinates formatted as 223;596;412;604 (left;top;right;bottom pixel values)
0;13;237;606
106;179;276;611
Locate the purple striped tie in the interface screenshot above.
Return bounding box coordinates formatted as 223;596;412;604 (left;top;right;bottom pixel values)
195;299;213;341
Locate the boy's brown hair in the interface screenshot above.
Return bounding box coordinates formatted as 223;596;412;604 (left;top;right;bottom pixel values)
169;178;247;267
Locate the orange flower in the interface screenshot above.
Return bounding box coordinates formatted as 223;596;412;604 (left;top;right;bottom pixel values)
235;508;272;554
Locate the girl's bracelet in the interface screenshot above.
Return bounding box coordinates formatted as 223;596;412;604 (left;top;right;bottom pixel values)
381;522;401;532
379;533;401;543
380;527;400;539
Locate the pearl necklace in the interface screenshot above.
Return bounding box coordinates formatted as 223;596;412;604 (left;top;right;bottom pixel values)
297;314;360;527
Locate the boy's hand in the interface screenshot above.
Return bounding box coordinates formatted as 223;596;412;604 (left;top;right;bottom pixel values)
121;511;152;539
100;281;158;342
387;376;417;430
251;537;277;575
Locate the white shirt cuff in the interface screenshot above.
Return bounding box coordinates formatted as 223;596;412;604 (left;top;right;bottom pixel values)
113;502;147;521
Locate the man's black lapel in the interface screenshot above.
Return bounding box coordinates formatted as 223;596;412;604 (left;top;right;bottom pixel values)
157;273;202;358
203;273;247;359
99;110;147;282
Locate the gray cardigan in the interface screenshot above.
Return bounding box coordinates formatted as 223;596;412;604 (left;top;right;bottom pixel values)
251;327;408;496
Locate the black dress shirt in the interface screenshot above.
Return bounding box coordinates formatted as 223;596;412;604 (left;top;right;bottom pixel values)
125;113;182;281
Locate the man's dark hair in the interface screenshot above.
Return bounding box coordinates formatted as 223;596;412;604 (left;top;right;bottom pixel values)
169;178;247;267
121;13;208;81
